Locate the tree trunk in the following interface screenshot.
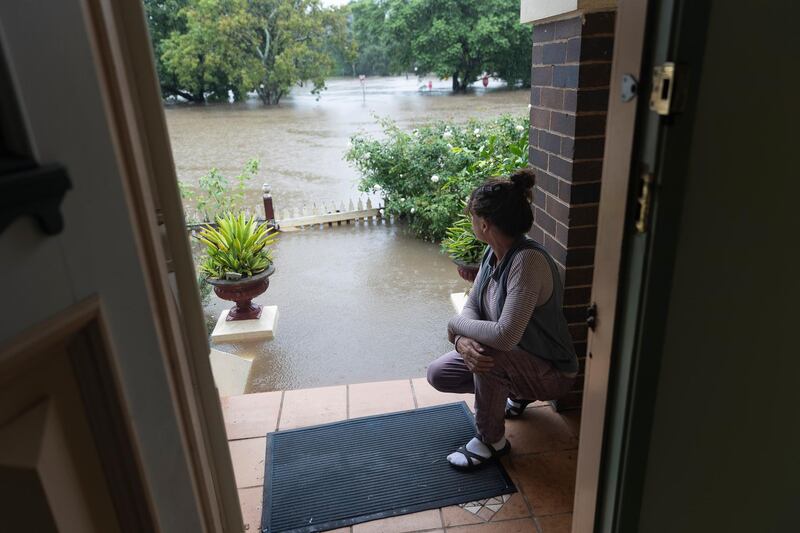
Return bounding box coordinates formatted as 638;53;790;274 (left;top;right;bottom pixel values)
452;73;460;92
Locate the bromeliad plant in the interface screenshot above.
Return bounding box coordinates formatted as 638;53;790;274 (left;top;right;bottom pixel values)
441;212;485;265
196;212;279;321
442;208;485;283
196;212;277;280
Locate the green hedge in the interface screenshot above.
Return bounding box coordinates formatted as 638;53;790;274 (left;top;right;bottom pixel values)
345;114;529;241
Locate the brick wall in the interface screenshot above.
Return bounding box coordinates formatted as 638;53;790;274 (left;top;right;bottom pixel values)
527;12;616;410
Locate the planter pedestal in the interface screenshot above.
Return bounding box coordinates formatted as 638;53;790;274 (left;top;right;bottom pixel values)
209;348;252;396
210;306;279;343
450;292;468;314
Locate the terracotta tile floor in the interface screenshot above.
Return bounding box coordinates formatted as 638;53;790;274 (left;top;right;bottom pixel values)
223;378;580;533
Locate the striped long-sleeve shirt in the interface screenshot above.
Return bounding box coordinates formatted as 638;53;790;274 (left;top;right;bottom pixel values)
448;249;553;352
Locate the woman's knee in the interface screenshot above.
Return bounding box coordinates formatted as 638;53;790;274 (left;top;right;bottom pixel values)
426;361;445;391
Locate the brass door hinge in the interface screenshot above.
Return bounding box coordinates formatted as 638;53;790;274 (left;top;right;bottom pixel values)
649;62;675;116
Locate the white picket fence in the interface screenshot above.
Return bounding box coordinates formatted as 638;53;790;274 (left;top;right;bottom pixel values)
275;197;384;230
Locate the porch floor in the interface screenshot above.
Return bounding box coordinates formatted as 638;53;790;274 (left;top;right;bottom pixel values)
222;378;580;533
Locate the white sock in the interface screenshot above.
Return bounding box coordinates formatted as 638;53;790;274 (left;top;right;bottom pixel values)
447;436;507;467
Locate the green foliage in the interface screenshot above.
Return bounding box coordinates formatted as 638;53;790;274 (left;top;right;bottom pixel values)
345;114;529;241
344;0;400;76
145;0;348;104
250;0;348;104
198;275;212;306
180;158;260;223
144;0;190;98
159;0;261;102
196;213;278;279
441;210;485;264
382;0;532;90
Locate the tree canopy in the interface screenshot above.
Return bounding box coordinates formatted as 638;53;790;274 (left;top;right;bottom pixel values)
145;0;349;103
383;0;532;90
143;0;532;102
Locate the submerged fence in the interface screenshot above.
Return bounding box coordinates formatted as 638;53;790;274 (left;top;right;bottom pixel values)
275;197;384;230
185;185;386;233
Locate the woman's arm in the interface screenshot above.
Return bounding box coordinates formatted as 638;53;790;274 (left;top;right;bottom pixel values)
448;249;549;351
447;264;484;344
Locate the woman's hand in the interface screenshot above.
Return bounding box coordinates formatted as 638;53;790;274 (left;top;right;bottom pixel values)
456;336;495;373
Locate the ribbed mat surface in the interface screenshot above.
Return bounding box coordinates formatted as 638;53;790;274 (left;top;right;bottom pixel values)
261;402;516;533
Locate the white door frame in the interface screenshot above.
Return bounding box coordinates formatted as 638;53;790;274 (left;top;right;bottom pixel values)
78;0;242;530
572;1;651;531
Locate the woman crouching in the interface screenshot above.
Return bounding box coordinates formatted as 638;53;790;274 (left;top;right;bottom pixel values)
427;168;578;469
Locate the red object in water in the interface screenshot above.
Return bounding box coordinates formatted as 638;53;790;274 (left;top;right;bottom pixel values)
482;75;489;87
428;80;433;90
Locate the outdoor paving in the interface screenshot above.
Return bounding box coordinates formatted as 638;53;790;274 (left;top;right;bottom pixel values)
222;378;580;533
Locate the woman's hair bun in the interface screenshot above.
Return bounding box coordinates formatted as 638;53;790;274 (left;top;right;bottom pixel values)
509;168;535;202
509;167;536;191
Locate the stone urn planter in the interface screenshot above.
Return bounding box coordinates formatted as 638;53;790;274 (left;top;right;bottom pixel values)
207;264;275;321
452;258;480;283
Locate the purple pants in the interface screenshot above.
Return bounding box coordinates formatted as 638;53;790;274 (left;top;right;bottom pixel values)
427;348;575;443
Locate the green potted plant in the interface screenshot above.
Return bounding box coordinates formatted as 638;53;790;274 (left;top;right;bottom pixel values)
196;212;278;321
441;211;485;282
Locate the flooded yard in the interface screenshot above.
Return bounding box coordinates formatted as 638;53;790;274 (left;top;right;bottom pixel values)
167;76;529;391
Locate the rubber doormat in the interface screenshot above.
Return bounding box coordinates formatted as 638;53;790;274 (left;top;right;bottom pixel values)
261;402;516;533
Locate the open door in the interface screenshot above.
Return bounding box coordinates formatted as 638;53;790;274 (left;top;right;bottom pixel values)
0;0;239;530
574;0;715;531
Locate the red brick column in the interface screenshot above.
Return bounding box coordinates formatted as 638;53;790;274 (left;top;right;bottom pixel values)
527;11;616;410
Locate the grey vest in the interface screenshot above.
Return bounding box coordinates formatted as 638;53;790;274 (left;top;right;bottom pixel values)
473;237;579;373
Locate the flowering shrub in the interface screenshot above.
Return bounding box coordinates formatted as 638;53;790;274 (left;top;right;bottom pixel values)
345;115;529;241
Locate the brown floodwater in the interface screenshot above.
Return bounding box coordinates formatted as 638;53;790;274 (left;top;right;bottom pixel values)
204;221;473;392
167;76;529;392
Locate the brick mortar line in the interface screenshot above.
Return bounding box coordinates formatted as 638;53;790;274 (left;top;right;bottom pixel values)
533;33;616;47
533;35;615;47
536;189;600;208
532;59;615;68
532;130;607;141
531;106;610;118
531;86;611;95
534;144;606;164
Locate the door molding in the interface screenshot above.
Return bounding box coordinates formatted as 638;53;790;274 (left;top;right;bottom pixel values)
0;296;158;532
76;0;241;530
571;1;650;531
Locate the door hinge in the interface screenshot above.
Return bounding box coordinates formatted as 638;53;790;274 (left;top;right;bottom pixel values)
649;62;675;116
635;172;654;233
586;303;597;331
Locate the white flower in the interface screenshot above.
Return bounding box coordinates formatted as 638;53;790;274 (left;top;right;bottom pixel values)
363;152;371;160
527;103;532;110
410;208;416;214
473;128;481;135
515;124;525;132
373;184;382;191
430;174;440;183
442;130;452;139
447;143;453;149
401;197;406;201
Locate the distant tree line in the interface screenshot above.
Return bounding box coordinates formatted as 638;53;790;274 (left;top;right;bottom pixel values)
144;0;532;104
